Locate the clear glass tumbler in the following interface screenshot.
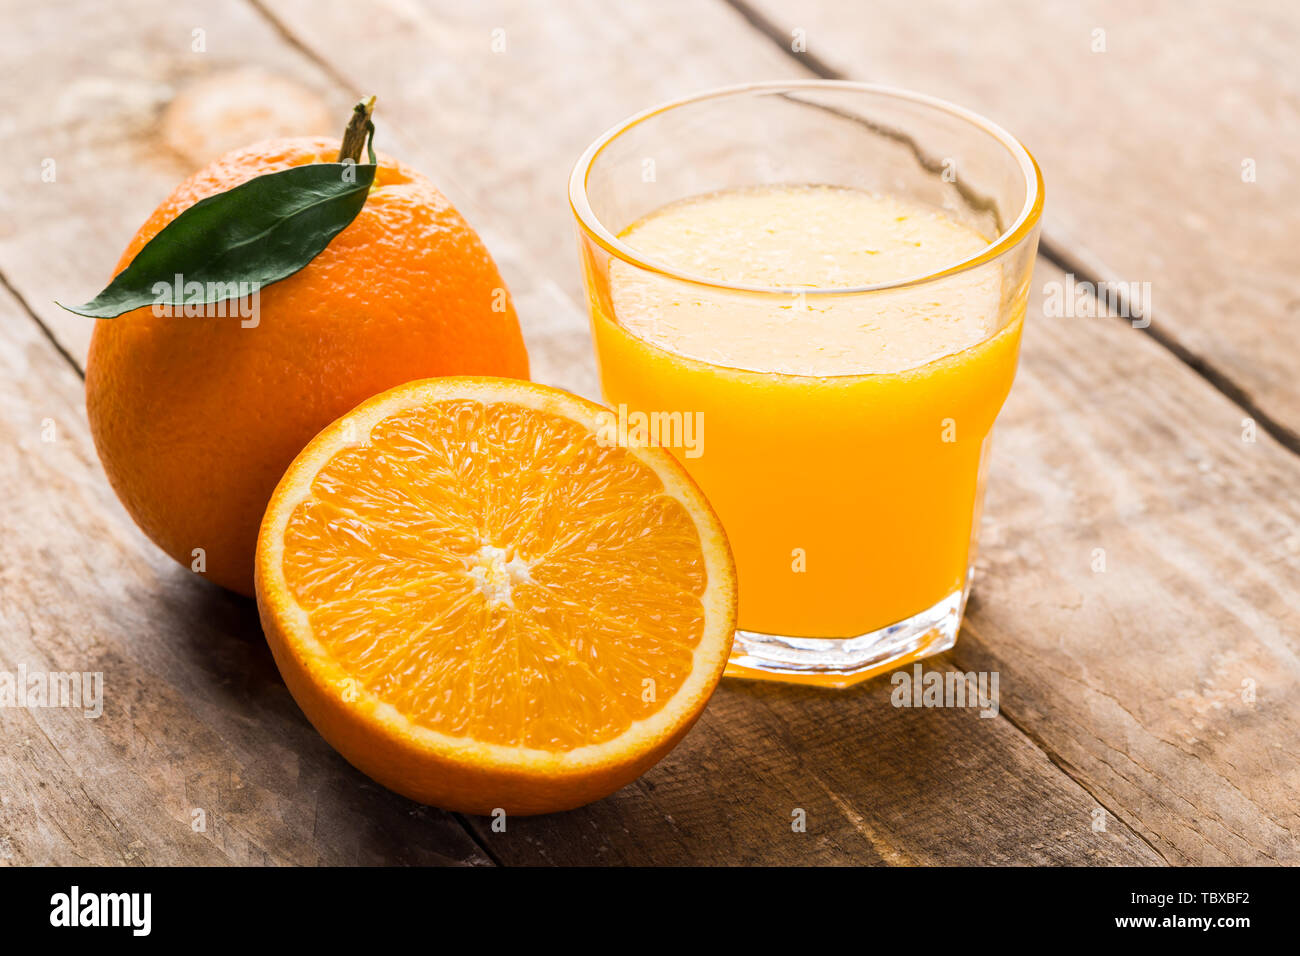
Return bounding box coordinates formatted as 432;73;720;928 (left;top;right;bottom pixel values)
569;82;1043;687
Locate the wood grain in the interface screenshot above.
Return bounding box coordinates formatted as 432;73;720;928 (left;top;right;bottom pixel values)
955;289;1300;863
738;0;1300;443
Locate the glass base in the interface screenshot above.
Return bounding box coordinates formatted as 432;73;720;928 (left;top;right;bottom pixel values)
724;578;970;688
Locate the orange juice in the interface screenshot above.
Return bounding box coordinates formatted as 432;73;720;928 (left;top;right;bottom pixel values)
588;185;1024;640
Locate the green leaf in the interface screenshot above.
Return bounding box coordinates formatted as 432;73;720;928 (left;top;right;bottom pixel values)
60;161;377;318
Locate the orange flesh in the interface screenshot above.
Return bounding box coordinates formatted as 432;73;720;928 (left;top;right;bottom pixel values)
279;399;709;751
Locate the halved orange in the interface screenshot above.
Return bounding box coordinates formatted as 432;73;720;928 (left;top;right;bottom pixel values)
255;377;736;815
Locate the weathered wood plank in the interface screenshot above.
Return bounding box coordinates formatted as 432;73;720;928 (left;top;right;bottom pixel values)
0;0;1163;864
739;0;1300;443
478;650;1162;866
955;294;1300;863
260;0;1300;864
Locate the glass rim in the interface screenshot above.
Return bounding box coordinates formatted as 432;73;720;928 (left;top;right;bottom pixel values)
568;80;1044;297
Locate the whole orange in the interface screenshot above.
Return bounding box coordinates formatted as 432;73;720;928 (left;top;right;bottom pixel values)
85;137;530;596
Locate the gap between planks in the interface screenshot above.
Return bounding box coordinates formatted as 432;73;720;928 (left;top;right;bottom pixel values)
953;620;1171;864
0;271;84;382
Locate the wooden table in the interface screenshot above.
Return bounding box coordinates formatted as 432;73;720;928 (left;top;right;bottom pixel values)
1;0;1296;866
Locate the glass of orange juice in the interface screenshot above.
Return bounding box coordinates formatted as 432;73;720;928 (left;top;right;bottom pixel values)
569;82;1043;687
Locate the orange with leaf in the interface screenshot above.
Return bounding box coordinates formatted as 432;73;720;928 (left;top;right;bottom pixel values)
80;99;529;595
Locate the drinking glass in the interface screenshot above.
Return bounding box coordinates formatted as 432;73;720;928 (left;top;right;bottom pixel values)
569;82;1043;687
